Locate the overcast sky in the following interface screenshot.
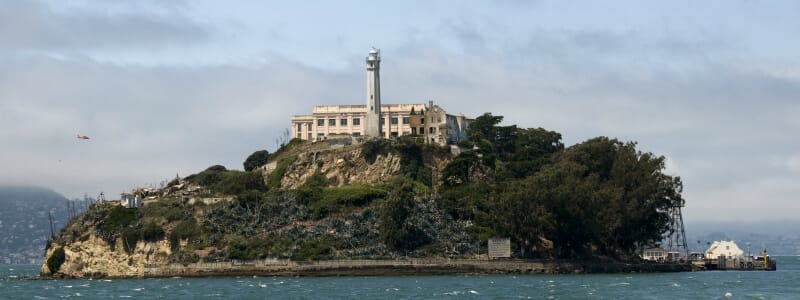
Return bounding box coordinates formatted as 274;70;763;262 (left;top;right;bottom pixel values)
1;0;798;223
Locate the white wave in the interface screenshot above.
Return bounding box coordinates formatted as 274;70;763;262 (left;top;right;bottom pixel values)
63;285;73;288
132;288;144;292
119;296;132;298
469;290;479;294
608;282;630;286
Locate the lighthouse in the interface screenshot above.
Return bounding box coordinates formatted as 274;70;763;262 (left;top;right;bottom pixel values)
364;47;382;138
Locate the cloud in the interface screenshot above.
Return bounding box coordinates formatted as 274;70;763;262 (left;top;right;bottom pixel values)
685;176;800;222
1;2;798;223
0;0;212;53
786;155;800;172
0;54;358;197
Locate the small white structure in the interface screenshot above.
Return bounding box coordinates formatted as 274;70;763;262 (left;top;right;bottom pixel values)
120;193;143;208
642;247;667;261
705;240;744;259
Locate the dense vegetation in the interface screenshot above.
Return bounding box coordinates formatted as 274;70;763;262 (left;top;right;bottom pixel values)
46;246;65;273
49;112;682;264
439;113;682;259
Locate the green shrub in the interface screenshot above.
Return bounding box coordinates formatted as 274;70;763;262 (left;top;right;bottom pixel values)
180;253;200;266
141;197;186;222
170;219;203;251
267;156;297;190
243;150;270;171
185;165;267;196
309;185;386;218
292;238;335;261
46;247;66;274
361;139;391;163
214;171;266;195
121;227;139;254
142;222;165;242
295;171;327;205
187;165;227;186
103;205;138;233
226;235;248;260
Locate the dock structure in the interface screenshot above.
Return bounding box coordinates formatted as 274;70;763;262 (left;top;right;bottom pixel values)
692;244;777;271
695;255;776;271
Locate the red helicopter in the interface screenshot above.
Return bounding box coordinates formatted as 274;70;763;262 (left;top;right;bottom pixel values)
76;134;90;140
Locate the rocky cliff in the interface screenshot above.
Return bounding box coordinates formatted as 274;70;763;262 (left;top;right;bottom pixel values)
279;145;402;189
41;140;474;278
267;140;452;189
41;229;172;278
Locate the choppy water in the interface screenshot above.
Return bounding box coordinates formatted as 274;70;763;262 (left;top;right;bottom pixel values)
2;256;798;299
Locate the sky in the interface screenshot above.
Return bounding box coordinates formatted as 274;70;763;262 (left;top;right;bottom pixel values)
1;0;798;223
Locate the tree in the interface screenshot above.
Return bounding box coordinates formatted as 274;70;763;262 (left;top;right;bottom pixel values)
46;247;66;274
379;177;427;250
243;150;270;171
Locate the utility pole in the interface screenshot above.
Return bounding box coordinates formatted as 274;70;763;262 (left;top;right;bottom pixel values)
48;211;55;239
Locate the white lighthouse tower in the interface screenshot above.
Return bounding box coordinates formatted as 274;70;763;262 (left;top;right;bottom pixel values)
364;47;382;138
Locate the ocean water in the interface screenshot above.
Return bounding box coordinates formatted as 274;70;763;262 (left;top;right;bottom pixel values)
1;256;798;299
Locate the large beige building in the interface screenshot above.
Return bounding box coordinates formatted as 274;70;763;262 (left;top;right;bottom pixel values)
291;49;472;145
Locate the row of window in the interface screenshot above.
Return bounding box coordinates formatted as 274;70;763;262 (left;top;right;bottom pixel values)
410;127;438;135
310;117;414;128
316;118;361;127
299;128;435;140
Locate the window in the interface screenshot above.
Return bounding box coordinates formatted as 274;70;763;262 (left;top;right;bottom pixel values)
429;127;435;134
380;118;385;125
297;133;301;139
296;123;302;133
412;128;417;135
352;132;361;137
391;132;398;137
307;133;312;140
317;119;324;126
353;118;360;126
402;117;409;124
420;117;425;124
328;119;336;126
391;117;398;125
340;119;347;126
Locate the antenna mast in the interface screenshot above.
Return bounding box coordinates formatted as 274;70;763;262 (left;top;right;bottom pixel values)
666;197;689;261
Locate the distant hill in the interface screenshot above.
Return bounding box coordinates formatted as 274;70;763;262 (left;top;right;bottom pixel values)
686;221;800;255
0;186;75;264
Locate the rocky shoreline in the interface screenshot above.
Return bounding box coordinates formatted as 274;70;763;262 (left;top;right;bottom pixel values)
44;258;690;279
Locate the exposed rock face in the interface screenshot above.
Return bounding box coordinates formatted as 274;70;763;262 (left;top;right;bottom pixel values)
280;146;403;189
41;228;173;278
40;141;470;279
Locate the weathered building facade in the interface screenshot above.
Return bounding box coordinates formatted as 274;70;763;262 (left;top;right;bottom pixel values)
290;48;472;146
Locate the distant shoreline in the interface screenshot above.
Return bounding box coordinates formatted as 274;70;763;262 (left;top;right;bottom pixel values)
42;258;691;279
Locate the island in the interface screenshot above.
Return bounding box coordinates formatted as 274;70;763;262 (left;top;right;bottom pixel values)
41;113;689;278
